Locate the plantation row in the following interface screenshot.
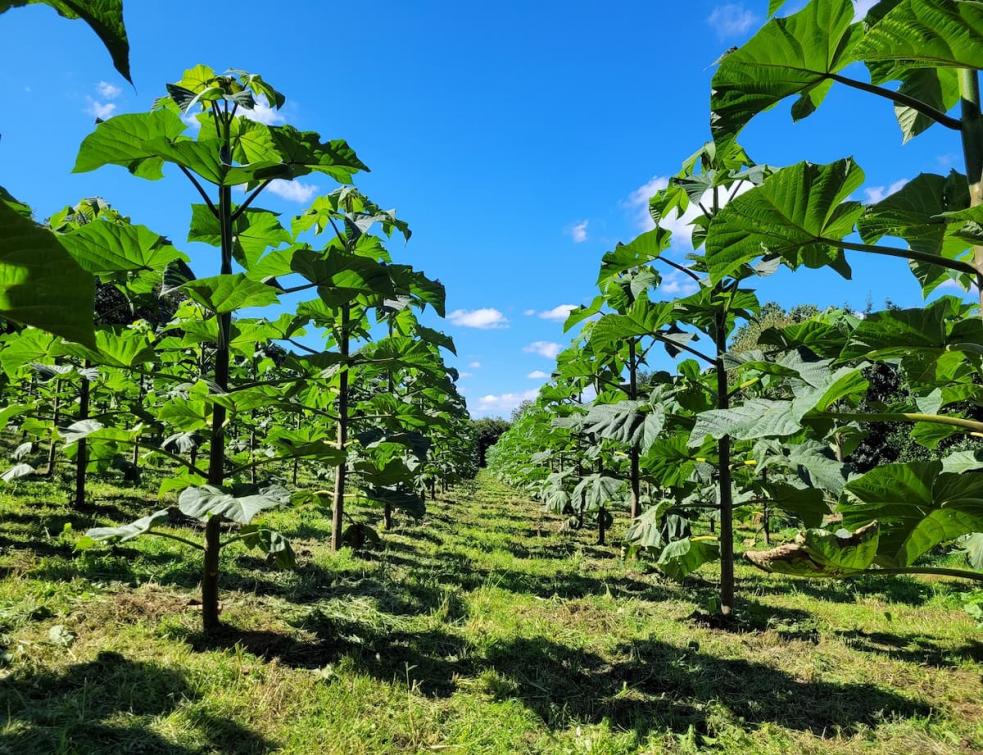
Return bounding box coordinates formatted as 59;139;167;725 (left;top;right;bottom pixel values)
488;0;983;618
0;4;474;632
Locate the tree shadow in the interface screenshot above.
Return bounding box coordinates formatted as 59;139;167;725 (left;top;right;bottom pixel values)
746;573;939;607
835;629;983;668
180;614;472;698
482;635;931;739
0;650;273;754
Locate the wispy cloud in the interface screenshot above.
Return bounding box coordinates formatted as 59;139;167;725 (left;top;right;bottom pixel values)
527;304;577;322
626;176;670;230
96;81;122;100
527;370;549;379
524;341;562;359
84;81;123;120
627;176;753;248
84;98;116;119
567;219;589;243
447;309;509;329
863;178;908;204
241;95;285;126
659;269;700;298
468;360;481;369
473;389;539;417
707;3;757;39
267;179;319;203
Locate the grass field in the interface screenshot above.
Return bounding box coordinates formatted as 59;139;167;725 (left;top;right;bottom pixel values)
0;472;980;754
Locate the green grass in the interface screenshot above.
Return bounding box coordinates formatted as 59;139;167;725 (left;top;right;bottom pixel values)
0;471;980;753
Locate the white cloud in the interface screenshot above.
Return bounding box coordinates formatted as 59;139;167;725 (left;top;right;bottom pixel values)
864;179;908;204
458;371;473;379
627;177;753;248
527;370;549;379
524;341;562;359
96;81;122;100
84;97;116;120
468;361;481;369
568;219;589;243
853;0;879;19
447;309;509;329
182;112;202;130
708;3;757;39
626;176;670;230
242;96;285;126
659;269;700;298
473;389;540;416
267;179;319;203
526;304;577;322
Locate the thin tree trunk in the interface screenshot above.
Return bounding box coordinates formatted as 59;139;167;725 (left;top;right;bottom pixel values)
45;380;61;476
715;310;735;618
131;375;144;472
959;69;983;309
628;338;641;519
597;506;606;545
331;303;351;551
202;128;234;634
74;363;90;509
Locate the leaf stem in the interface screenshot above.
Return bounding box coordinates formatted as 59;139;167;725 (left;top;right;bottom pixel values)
829;73;962;131
178;166;218;217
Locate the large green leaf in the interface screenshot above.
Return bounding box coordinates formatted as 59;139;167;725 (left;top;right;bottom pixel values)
59;220;186;276
0;196;95;346
266;126;368;184
188;204;290;267
889;67;961;143
656;536;720;580
85;509;172;544
857;172;969;254
690;367;868;444
1;0;130;81
841;462;983;567
856;0;983;80
705;159;863;283
239;525;296;569
710;0;861;141
571;474;626;512
182;274;279;314
583;400;665;453
759;481;830;528
57;326;155;368
73;110;187;180
625;500;691;552
177;484;290;524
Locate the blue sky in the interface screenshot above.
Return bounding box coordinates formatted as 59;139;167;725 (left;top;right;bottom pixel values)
0;0;969;417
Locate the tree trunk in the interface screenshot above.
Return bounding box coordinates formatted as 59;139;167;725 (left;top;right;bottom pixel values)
958;69;983;309
45;381;61;476
715;310;735;618
202;140;234;634
331;303;350;552
73;364;90;509
131;375;144;473
597;506;606;545
628;338;641;519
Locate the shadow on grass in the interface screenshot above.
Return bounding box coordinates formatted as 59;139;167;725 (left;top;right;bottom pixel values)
179;618;931;741
836;629;983;668
482;635;931;739
746;573;939;606
0;650;274;754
